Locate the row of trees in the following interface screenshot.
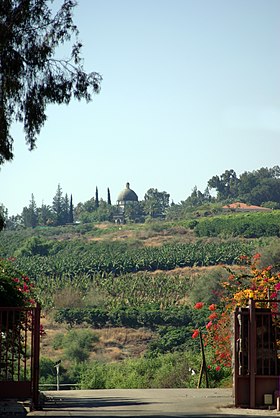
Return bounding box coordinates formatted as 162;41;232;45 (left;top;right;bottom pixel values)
1;185;171;229
3;184;74;229
2;166;280;229
207;166;280;206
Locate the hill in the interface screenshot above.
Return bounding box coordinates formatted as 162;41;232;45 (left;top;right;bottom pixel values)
1;213;280;389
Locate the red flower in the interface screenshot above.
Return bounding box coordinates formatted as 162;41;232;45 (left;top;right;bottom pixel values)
253;253;261;260
23;283;29;292
192;329;200;339
209;304;216;311
40;324;46;336
206;321;213;330
215;366;221;371
194;302;204;309
209;312;218;320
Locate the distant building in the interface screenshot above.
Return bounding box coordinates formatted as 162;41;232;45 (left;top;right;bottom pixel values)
222;202;271;212
114;182;138;223
117;182;138;206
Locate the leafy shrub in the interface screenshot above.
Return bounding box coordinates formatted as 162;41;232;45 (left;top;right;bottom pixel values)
80;352;201;389
148;326;194;354
80;361;107;389
53;329;99;363
188;267;228;306
39;357;56;387
54;306;193;330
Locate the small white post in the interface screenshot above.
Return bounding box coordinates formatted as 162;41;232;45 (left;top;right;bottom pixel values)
54;360;61;391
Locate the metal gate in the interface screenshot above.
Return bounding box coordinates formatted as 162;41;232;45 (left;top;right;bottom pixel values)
234;299;280;408
0;305;41;409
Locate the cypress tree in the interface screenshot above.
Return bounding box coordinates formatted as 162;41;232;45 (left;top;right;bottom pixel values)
107;187;112;205
95;186;99;209
69;195;74;224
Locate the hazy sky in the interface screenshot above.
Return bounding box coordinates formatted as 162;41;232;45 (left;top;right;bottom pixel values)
2;0;280;216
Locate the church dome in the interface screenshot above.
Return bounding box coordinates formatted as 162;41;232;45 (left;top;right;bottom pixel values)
117;182;138;203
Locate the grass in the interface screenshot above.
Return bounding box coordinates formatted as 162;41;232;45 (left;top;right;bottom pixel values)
40;316;155;365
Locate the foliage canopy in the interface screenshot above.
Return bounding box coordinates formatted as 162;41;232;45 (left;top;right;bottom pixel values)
0;0;102;164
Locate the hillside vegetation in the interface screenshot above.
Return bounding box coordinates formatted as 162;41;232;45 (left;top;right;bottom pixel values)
1;211;280;389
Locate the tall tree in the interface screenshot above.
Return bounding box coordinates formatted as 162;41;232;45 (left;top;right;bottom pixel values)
69;194;74;224
143;188;170;218
22;193;38;227
0;204;7;230
52;184;64;226
38;202;53;226
62;193;70;224
95;186;99;209
0;0;102;164
208;169;239;201
107;187;111;205
238;166;280;206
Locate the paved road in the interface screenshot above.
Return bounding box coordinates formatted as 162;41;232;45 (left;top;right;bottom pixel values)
27;388;279;417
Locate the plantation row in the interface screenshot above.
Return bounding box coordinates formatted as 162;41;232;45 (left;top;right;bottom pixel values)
194;211;280;238
54;306;194;329
14;240;256;280
34;272;198;309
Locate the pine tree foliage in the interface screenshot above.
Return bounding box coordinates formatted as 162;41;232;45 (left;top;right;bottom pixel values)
0;0;102;164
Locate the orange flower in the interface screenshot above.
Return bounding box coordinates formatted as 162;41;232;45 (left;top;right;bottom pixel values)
253;253;261;260
194;302;204;309
192;329;200;339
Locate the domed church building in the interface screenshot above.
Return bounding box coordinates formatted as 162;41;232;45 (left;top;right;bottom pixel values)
117;182;138;206
114;182;138;223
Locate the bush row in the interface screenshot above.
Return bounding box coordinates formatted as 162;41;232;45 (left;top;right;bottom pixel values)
194;212;280;238
54;306;193;329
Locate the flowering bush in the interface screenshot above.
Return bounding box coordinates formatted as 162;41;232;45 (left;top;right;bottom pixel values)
0;259;46;336
192;253;280;375
0;259;36;307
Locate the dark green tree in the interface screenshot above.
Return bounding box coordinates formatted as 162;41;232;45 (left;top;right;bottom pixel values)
208;169;239;201
75;197;95;220
69;194;74;223
95;187;99;209
124;201;145;223
238;166;280;205
0;0;102;164
184;186;205;207
0;204;7;230
5;214;23;230
38;202;53;225
143;188;170;218
63;193;70;224
22;193;38;227
183;186;213;208
52;184;64;226
107;187;111;205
